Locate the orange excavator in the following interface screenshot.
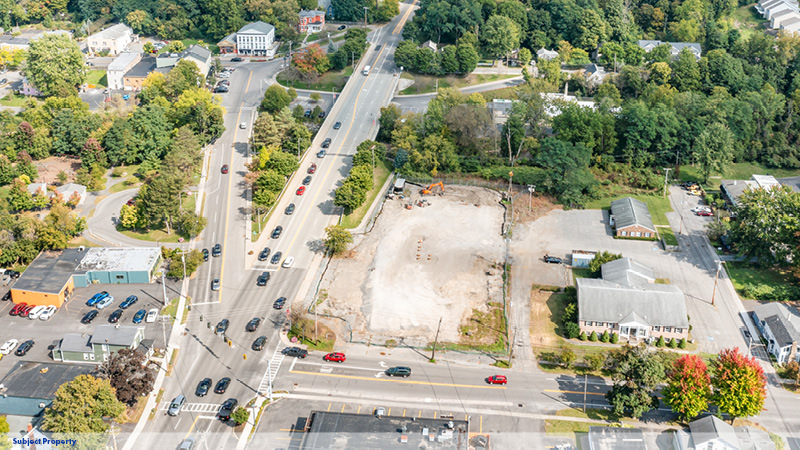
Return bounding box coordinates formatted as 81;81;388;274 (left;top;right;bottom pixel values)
421;182;444;196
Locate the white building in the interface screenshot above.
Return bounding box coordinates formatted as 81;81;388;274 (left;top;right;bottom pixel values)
536;48;559;61
235;21;276;57
87;23;134;56
106;52;142;90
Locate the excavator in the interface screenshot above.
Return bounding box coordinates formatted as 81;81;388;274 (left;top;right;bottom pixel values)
421;182;445;196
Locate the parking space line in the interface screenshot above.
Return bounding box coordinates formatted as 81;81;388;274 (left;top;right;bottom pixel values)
402;409;406;417
387;408;391;416
418;410;421;418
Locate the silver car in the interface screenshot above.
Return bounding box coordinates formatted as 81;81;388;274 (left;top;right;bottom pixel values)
167;395;186;416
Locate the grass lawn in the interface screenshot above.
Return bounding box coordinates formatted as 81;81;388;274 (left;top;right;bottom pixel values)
583;193;672;226
162;298;179;319
67;236;101;248
341;159;393;229
658;225;678;246
288;319;336;352
544;419;591;441
678;162;800;191
733;4;767;40
277;66;354;92
572;268;593;279
85;70;107;87
441;301;508;354
158;40;220;55
726;261;797;292
399;73;520;95
117;226;183;243
109;178;141;194
0;93;34;107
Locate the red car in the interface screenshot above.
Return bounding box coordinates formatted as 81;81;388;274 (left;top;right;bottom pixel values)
487;375;508;385
9;302;28;316
221;165;229;174
308;164;317;174
18;305;35;318
296;186;306;195
323;352;346;363
126;197;137;206
695;210;713;216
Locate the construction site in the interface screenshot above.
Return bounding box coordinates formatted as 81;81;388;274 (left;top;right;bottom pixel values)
317;183;508;348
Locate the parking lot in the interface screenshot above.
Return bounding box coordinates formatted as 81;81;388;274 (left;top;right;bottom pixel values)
0;280;178;369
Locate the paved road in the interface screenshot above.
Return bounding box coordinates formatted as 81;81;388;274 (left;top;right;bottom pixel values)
392;76;524;114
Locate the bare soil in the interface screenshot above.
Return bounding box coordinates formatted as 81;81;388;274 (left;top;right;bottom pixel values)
33;156;81;184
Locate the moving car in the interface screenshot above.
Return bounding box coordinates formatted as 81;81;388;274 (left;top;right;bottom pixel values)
231;57;243;62
15;340;34;356
338;25;347;30
318;111;326;119
215;319;229;334
385;366;412;377
321;138;331;148
257;272;270;286
285;203;295;215
296;186;306;196
252;336;267;351
308;164;317;174
81;310;98;324
543;255;563;264
108;309;124;323
202;248;209;261
132;309;147;324
270;252;282;264
695;210;713;216
39;305;57;321
282;257;294;268
302;175;312;185
282;347;308;358
126;197;136;206
120;295;138;309
217;398;238;421
323;352;346;363
214;377;231;394
333;121;341;130
0;339;18;355
146;308;159;323
212;244;222;257
9;302;27;316
211;278;220;291
196;378;212;397
272;297;287;309
258;247;271;261
239;122;246;129
221;165;229;174
691;206;711;213
96;295;115;309
487;375;508;385
167;395;186;416
316;150;326;158
245;317;262;332
87;291;109;306
27;305;47;320
271;226;283;239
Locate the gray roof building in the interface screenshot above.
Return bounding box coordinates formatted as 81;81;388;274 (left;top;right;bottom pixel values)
689;416;740;449
610;197;656;233
76;247;160;274
0;361;96;417
778;175;800;193
753;302;800;364
601;258;655;286
124;56;157;79
92;325;145;346
588;426;649;450
637;40;702;59
59;334;92;353
735;426;776;450
12;248;87;295
720;175;782;207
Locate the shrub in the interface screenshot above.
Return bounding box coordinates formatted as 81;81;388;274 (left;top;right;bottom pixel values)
678;338;687;349
655;336;665;347
563;303;577;323
560;348;576;368
668;337;678;348
578;331;587;341
610;332;619;344
564;322;581;339
588;251;622;275
584;353;605;372
600;331;610;343
232;406;250;425
589;331;598;342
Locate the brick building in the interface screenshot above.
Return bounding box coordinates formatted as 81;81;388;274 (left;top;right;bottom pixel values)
609;197;656;239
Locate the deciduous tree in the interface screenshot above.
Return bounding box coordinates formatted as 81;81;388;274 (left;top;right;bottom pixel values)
712;348;767;423
605;345;665;418
96;349;156;406
42;374;125;432
260;85;293;113
324;225;353;255
663;355;711;422
27;33;86;96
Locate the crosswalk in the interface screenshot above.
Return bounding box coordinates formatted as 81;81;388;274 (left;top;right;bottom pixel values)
257;346;285;395
159;402;221;413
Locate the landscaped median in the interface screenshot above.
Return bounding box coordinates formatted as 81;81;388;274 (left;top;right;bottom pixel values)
334;140;390;229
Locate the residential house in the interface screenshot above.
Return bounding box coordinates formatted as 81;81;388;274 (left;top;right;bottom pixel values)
0;29;71;52
299;10;326;33
588;426;650;450
637;40;702;59
54;183;87;205
720;174;783;207
53;325;146;364
107;52;142;90
235;21;277;57
181;44;213;76
576;258;689;341
19;77;42;97
609;197;657;238
584;63;609;87
26;183;47;197
689;416;740;450
753;302;800;364
0;361;95;420
488;99;517;125
87;23;134;56
537;48;559;61
780;15;800;32
421;40;438;52
123;56;157;90
766;1;797;19
318;0;334;18
771;8;800;27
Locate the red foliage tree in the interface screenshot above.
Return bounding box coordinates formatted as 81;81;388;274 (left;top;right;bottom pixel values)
662;354;711;422
712;347;767;423
292;44;331;77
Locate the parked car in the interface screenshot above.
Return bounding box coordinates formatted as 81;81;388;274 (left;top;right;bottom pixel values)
211;278;220;291
167;395;186;416
0;339;18;355
284;203;295;215
239;122;246;129
333;121;341;130
27;305;47;320
217;398;238;421
146;308;159;323
231;57;243;62
132;309;147;324
323;352;346;363
487;375;508;385
258;247;271;261
178;438;195;450
39;305;57;321
18;305;35;318
374;407;386;417
316;150;326;158
271;226;283;239
196;378;212;397
217;80;230;86
385;366;412;377
15;340;33;356
202;248;209;261
9;302;27;316
321;138;331;148
212;244;222;257
215;319;229;334
272;297;286;309
257;272;270;286
81;310;98;324
221;165;229;174
543;255;563;264
214;86;229;93
304;109;312;118
246;317;262;332
1;291;10;301
126;197;137;206
120;295;138;309
96;295;115;309
296;186;306;195
214;377;231;394
87;291;109;306
308;164;317;174
271;252;283;264
109;309;124;323
282;347;308;358
302;175;312;185
338;25;347;30
318;111;326;118
252;336;267;351
282;257;294;268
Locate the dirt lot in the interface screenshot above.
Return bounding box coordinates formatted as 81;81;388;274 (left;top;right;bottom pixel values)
33;156;81;184
319;185;507;346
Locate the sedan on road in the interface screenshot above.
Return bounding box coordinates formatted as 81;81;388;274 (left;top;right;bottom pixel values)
487;375;508;385
257;272;270;286
323;352;346;363
270;252;282;264
271;226;283;239
316;150;326;158
0;339;18;355
211;278;220;291
318;111;326;119
385;366;412;377
221;165;229;174
333;121;341;130
81;310;98;324
15;340;34;356
302;175;312;185
132;309;147;324
258;247;271;261
695;210;713;216
321;138;332;148
272;297;286;309
196;378;212;397
215;319;229;334
252;336;267;351
285;203;295;215
245;317;262;332
214;377;231;394
543;255;562;264
282;347;308;358
108;309;124;323
202;249;209;261
213;86;228;93
218;398;238;421
120;295;138;309
308;164;317;174
212;244;221;257
296;186;306;196
231;57;243;62
282;257;294;268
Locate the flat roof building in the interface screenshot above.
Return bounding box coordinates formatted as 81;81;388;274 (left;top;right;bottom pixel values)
0;361;96;419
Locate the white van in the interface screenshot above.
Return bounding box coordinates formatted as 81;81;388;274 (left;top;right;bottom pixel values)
362;65;371;76
27;305;47;320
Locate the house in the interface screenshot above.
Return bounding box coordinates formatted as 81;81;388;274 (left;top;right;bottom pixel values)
0;29;71;52
771;8;800;27
753;302;800;364
107;52;142;90
780;15;800;32
123;56;157;90
53;325;146;364
318;0;334;18
218;33;237;54
766;1;797;19
537;48;559;61
0;361;95;420
236;21;277;57
588;426;650;450
182;44;213;76
26;183;47;197
19;77;43;97
87;23;134;56
735;426;776;449
421;40;438;52
584;63;609;87
488;99;518;124
637;40;702;59
720;174;783;207
609;197;657;238
299;10;326;33
690;416;740;450
576;258;689;341
54;183;87;205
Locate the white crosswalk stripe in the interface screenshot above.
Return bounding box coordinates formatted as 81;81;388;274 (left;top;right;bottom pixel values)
159;402;221;413
257;347;285;395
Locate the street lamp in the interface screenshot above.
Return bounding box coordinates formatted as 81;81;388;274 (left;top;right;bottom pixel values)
527;185;535;210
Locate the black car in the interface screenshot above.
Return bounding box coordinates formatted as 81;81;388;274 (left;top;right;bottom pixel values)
231;57;243;62
321;138;331;148
252;336;267;351
212;244;222;257
304;109;312;118
246;317;262;332
120;295;138;309
285;203;295;215
333;121;342;130
108;309;124;323
81;310;98;324
15;340;33;356
316;150;326;158
271;226;283;239
318;111;326;119
282;347;308;358
8;270;19;279
215;319;229;334
214;377;231;394
1;291;10;301
543;255;563;264
338;24;347;30
386;366;412;377
270;252;282;264
273;297;287;309
195;378;212;397
202;248;209;261
302;176;312;185
258;247;271;261
214;86;228;93
257;272;270;286
218;398;238;421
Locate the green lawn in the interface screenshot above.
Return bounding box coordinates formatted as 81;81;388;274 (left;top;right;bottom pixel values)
86;70;107;87
117;226;183;243
572;268;593;279
733;4;767;40
0;93;34;107
678;163;800;191
658;225;678;246
276;66;354;92
109;178;141;194
583;193;673;226
158;40;219;55
726;261;797;292
341;159;393;229
399;73;520;95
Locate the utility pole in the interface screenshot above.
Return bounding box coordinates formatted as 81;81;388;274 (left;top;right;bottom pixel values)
662;168;672;198
711;260;723;307
507;327;517;367
430;317;442;361
583;374;588;413
508;171;513;199
364;7;369;29
370;145;376;168
352;51;356;68
160;273;167;306
527;185;535;211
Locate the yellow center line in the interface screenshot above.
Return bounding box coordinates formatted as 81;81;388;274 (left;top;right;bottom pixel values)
543;389;606;396
357;405;361;414
289;370;507;389
417;410;421;418
393;0;418;35
327;402;332;412
341;404;346;413
219;70;253;302
183;415;200;440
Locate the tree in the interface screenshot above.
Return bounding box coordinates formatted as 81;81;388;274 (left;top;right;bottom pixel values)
694;122;734;182
293;44;331;76
588;251;622;275
324;225;353;255
26;33;86;96
8;179;33;212
165;59;203;99
137;174;183;228
518;48;532;66
333;181;367;211
96;349;156;406
232;407;250;426
605;345;665;418
378;104;402;142
0;415;9;450
712;348;767;423
56;170;68;185
535;138;595;206
42;374;125;432
670;48;701;92
481;15;520;60
176;210;207;237
120;204;139;229
261;85;293;113
663;355;711;422
310;92;321;102
262;149;300;176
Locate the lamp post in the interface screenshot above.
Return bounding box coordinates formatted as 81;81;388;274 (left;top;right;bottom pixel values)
527;185;535;211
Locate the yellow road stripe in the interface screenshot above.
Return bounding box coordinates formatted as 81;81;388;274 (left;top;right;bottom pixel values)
418;410;421;418
388;407;392;416
403;409;406;417
357;405;361;414
289;370;507;389
327;402;332;412
392;0;418;35
183;415;200;440
543;389;606;396
341;404;346;413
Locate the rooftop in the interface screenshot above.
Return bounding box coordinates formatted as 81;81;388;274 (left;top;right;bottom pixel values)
184;44;212;62
610;197;655;232
300;411;469;449
108;52;140;71
12;248;87;294
124;57;156;79
91;325;144;347
601;257;655;286
89;23;132;41
689;415;739;448
238;21;275;35
588;426;649;450
0;361;95;400
754;302;800;347
76;247;160;273
299;9;326;17
59;334;92;353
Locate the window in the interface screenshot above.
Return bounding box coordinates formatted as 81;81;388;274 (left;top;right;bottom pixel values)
664;327;672;332
102;344;109;352
116;275;124;280
621;231;628;236
653;326;660;331
83;353;89;360
89;353;95;360
607;323;613;328
645;232;651;237
634;232;641;237
675;328;682;334
585;321;592;326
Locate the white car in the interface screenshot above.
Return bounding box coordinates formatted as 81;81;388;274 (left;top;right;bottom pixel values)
27;305;47;320
96;295;114;309
239;122;246;129
282;257;294;268
39;305;57;321
218;72;230;78
146;308;159;323
0;339;18;355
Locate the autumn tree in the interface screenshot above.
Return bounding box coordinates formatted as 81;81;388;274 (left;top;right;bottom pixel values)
96;349;156;406
663;355;711;422
293;44;331;77
711;348;767;423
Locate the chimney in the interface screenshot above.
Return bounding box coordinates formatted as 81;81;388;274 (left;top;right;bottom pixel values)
790;341;797;363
